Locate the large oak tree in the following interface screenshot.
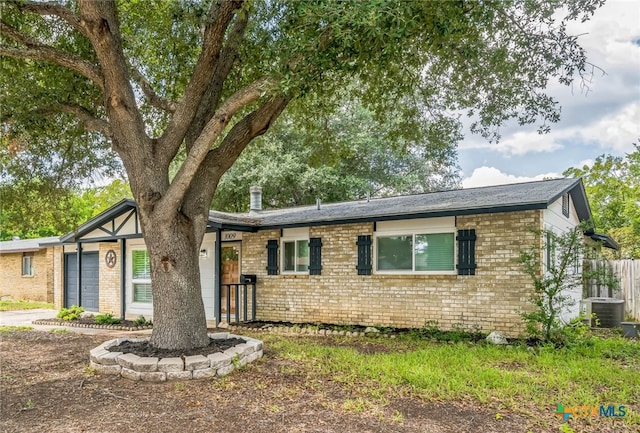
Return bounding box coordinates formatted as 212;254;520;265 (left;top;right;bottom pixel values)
1;0;604;349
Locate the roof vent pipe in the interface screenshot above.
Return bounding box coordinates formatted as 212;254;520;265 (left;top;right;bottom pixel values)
249;186;262;212
316;198;321;210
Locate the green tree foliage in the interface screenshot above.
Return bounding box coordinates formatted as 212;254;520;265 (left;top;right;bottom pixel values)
519;226;615;343
212;101;461;211
0;179;131;240
564;145;640;258
0;0;605;349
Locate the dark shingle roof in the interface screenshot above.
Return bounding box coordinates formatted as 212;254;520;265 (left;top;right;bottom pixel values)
211;178;590;229
59;178;591;241
0;236;61;253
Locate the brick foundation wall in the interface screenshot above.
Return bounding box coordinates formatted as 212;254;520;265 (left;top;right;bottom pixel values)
242;210;542;336
0;249;54;303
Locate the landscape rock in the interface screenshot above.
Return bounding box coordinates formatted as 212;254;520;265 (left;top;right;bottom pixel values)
485;331;508;345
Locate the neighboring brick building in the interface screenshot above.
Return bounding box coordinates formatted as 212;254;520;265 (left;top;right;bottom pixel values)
6;178;618;336
0;236;59;303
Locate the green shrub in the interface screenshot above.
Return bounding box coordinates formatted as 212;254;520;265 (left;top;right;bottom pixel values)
56;305;84;321
94;313;121;325
409;321;486;342
133;315;152;326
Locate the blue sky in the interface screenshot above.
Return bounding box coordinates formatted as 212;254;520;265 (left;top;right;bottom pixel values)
459;0;640;188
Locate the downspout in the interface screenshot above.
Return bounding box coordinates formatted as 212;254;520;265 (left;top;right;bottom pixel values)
120;238;126;320
215;228;222;325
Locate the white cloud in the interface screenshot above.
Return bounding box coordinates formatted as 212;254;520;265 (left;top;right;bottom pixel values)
460;102;639;156
459;2;640;158
577;159;595;169
462;167;561;188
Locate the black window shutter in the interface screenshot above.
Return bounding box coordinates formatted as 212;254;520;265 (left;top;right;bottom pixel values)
456;229;477;275
356;235;372;275
266;240;279;275
308;237;322;275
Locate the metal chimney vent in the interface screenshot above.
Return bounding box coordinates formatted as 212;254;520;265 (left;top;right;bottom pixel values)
250;186;262;212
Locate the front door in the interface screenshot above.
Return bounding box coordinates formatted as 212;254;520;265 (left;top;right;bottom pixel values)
221;243;240;316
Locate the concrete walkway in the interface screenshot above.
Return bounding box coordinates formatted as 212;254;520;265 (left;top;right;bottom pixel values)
0;309;152;336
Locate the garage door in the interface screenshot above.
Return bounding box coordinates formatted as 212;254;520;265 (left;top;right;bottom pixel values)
64;252;100;311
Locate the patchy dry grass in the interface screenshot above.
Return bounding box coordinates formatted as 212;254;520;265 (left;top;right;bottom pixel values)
259;331;640;429
0;328;638;433
0;300;54;311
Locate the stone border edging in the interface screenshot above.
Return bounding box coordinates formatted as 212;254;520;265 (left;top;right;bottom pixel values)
89;332;263;382
33;319;152;331
226;324;395;338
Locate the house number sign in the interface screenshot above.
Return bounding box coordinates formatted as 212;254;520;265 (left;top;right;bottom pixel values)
105;250;117;268
222;231;242;241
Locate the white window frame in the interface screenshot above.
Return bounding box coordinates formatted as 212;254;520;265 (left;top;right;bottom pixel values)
22;252;34;277
281;228;309;275
130;248;152;305
374;218;457;275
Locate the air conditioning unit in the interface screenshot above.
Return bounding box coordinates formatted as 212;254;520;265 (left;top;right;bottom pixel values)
583;297;625;328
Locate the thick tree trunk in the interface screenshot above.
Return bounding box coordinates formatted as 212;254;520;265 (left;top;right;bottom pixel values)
144;214;210;350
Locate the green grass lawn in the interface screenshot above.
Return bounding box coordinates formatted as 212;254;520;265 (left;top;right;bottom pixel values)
0;299;54;311
258;331;640;428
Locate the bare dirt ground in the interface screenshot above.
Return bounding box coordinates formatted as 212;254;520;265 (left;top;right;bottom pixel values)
0;330;623;433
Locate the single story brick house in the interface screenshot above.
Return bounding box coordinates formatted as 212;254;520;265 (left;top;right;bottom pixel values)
0;236;59;303
0;178;618;335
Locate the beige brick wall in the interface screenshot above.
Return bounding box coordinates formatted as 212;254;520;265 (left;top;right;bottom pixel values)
98;243;121;315
52;246;64;309
0;249;54;303
242;210;542;336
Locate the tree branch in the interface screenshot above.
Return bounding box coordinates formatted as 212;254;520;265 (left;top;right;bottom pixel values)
59;104;111;135
158;0;244;167
206;96;290;173
184;96;290;219
78;0;149;155
185;10;249;151
156;77;274;222
12;1;90;38
0;21;104;88
129;66;177;113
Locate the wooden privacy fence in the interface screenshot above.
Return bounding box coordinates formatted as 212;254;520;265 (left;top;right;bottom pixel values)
584;260;639;321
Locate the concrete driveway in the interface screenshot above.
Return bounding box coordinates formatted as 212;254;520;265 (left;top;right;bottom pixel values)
0;309;151;336
0;308;57;326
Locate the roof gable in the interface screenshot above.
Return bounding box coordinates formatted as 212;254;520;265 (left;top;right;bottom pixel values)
60;199;139;243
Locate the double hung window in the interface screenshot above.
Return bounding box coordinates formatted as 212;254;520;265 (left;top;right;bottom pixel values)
375;218;455;274
281;228;309;274
22;252;34;276
132;249;152;303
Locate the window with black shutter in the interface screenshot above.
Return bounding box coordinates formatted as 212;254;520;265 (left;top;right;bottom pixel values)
356;235;372;275
308;237;322;275
456;229;477;275
266;239;279;275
